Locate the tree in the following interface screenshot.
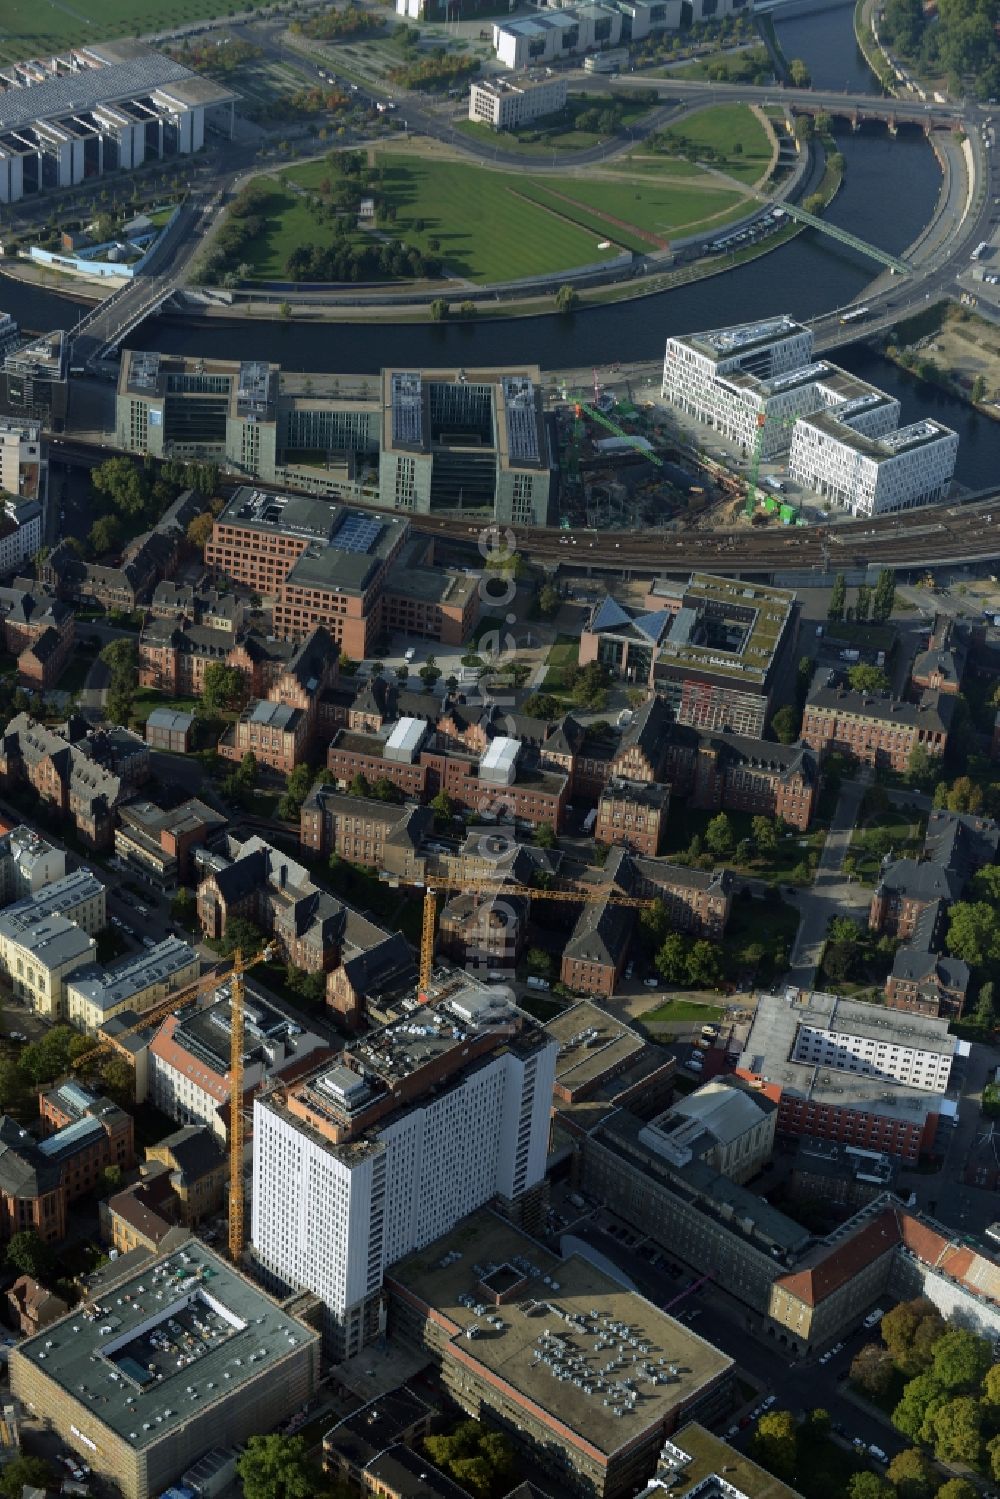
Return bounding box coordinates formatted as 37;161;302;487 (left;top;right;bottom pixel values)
526;947;551;977
882;1298;945;1377
171;886;195;925
794;113;813;140
201;662;245;715
186;511;216;549
752;1410;797;1481
988;1435;1000;1482
848;663;890;694
847;1477;893;1499
751;815;778;856
555;283;578;313
946;776;983;814
893;1371;947;1443
100;1163;124;1194
238;751;258;788
828;573;847;622
431;790;453;823
538;583;560;617
930;1327;992;1392
983;1360;1000;1406
6;1228;53;1280
851;1342;898;1400
89;513;122;554
220;916;265;959
535;822;557;850
885;1448;933;1499
788;57;811;85
929;1395;983;1467
97;1055;134;1115
906;742;937;791
686;939;722;988
771;705;800;744
372;776;402;803
236;1434;319;1499
348;772;371;798
430;298;449;321
640;898;669;948
425;1422;514;1496
656;932;690;984
855;583;872;622
872;567;896;622
947;901;1000;969
704;812;734;859
934;1482;978;1499
523;693;560;719
0;1458;56;1499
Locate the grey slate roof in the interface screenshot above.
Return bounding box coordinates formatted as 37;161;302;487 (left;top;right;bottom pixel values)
807;673;955;734
564;896;634;967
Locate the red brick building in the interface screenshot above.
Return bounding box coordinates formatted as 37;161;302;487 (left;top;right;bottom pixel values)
325;725;569;832
801;676;953;773
595;781;670;857
0;587;76;690
217;627;339;773
0;1085;135;1245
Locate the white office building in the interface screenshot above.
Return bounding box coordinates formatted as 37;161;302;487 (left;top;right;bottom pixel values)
0;42;235;205
787;412;958;518
663;316;958;515
491;0;733;68
252;983;557;1357
468;76;567;132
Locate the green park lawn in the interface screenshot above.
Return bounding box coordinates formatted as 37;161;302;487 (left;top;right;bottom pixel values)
0;0;248;62
640;997;726;1023
541;636;580;695
653;103;774;185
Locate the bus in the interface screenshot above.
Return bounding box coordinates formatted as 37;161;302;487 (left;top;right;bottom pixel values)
839;305;871;324
971;242;989;261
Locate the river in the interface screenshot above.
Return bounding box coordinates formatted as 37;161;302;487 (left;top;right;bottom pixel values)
773;0;878;96
2;4;997;486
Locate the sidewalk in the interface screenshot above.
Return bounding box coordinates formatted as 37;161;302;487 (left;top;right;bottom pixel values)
786;780;871;987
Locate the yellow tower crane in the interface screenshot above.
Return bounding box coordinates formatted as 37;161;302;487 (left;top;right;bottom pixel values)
416;874;658;998
72;941;275;1264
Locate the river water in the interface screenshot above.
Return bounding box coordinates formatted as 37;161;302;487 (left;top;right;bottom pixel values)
773;0;878;95
2;4;996;485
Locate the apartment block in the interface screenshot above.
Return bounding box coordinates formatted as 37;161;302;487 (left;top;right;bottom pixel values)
0;714;129;847
468;75;567;130
0;869;105;1017
148;979;328;1140
0;584;75;689
737;986;958;1164
326;721;569;831
115;797;226;890
65;936;199;1035
582;575;798;737
117;353;379;495
0;1083;133;1244
298;787;433;878
0;824;66;900
662;316;957;518
604;847;733;938
802;671;953;772
9;1242;320;1499
386;1210;733;1499
378;368;553;527
252;982;557;1356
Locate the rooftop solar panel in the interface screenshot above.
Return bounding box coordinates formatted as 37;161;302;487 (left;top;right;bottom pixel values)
501;376;540;464
335;513;384;554
391;372;423;448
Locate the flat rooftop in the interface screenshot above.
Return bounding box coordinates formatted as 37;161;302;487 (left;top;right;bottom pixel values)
388;1211;732;1460
545;1000;647;1092
12;1241;317;1450
0;49;234;136
215;488;339;541
685;316;808;364
649;1423;804;1499
653;573;795;686
796;408;956;462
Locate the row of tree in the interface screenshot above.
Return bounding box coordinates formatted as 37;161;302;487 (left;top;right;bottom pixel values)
851;1298;1000;1478
828;569;896;625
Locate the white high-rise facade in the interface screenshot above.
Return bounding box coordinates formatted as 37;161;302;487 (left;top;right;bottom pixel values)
252;984;557;1356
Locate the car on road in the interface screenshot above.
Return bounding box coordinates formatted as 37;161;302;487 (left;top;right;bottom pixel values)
8;1032;25;1043
643;977;659;988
